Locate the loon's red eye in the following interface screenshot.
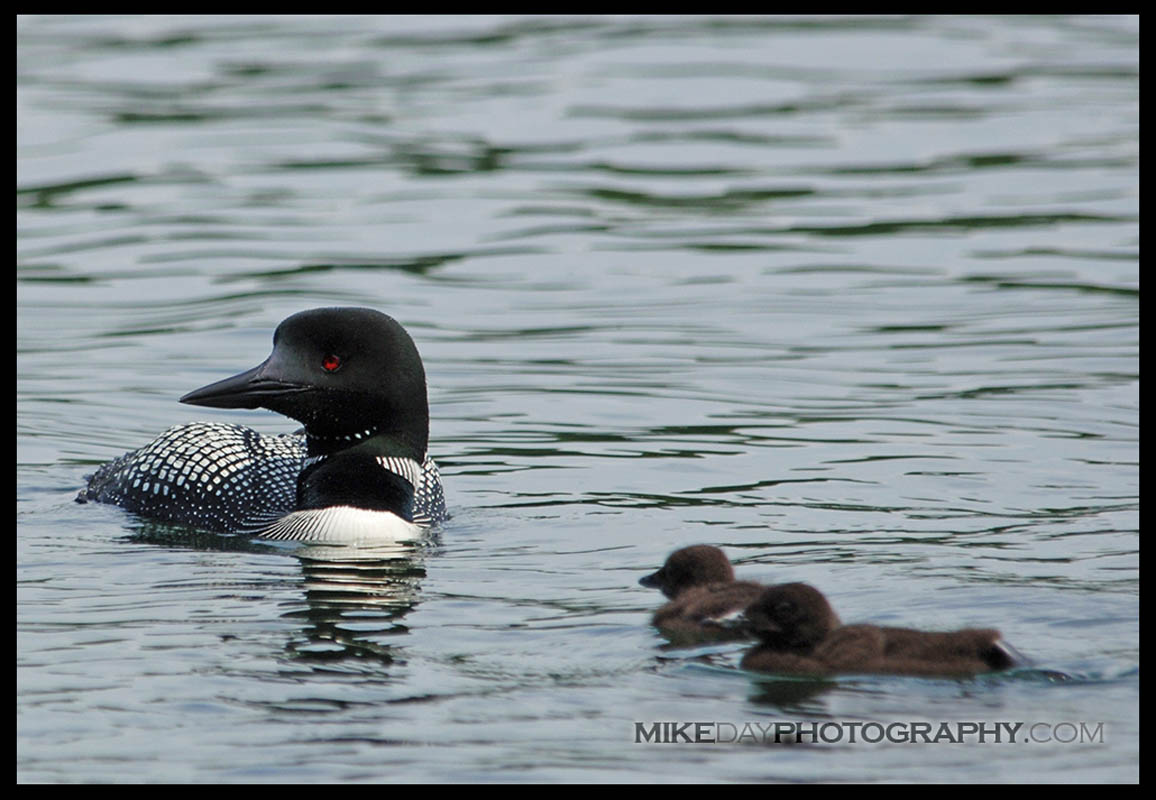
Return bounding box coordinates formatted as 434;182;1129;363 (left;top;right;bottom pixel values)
322;354;342;372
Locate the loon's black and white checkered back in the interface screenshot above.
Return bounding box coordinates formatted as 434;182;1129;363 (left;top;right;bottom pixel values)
79;421;447;535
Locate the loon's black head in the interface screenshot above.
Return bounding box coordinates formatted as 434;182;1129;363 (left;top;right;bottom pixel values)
180;308;430;460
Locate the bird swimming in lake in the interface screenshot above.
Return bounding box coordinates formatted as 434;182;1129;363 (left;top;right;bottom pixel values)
78;307;447;542
740;582;1020;677
639;545;766;642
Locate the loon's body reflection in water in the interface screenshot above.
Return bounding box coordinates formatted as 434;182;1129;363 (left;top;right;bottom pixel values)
128;522;433;664
286;541;431;663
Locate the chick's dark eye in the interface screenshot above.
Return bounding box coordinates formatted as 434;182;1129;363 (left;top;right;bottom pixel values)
322;354;342;372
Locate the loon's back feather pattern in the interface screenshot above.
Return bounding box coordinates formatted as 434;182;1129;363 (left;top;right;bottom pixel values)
79;421;447;535
79;422;303;533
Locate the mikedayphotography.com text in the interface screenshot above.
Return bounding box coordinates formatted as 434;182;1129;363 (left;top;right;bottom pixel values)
633;720;1105;745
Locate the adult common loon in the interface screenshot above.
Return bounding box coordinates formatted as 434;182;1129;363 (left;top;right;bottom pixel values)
77;307;447;542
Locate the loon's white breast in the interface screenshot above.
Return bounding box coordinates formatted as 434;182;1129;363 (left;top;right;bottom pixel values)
256;505;424;543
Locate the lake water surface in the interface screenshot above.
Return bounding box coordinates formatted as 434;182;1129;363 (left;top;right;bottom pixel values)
18;15;1138;783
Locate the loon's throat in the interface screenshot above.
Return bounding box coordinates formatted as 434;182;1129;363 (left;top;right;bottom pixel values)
303;425;425;461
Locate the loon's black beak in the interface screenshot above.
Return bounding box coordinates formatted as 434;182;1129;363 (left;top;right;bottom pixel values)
638;570;662;589
180;360;307;409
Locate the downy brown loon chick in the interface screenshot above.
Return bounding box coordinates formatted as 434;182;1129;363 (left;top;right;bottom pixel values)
740;583;1021;677
640;545;766;642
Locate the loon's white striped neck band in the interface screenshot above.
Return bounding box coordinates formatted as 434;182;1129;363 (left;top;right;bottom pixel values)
374;456;423;489
306;425;381;444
